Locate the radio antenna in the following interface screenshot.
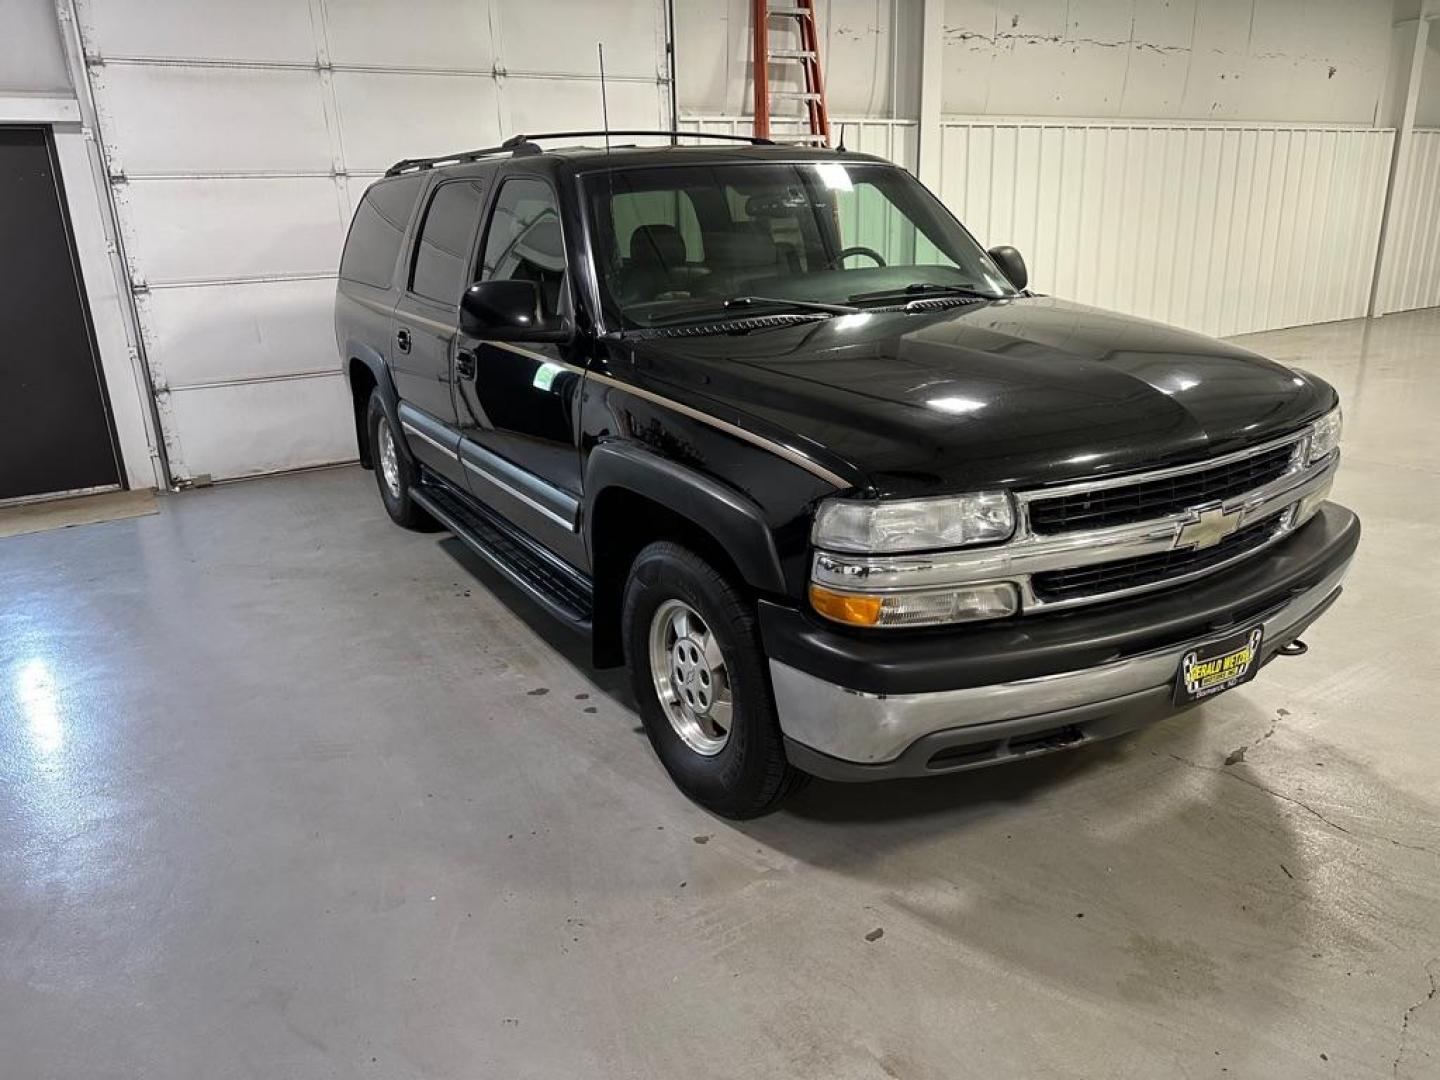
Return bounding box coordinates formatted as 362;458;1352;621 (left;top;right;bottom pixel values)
598;43;611;153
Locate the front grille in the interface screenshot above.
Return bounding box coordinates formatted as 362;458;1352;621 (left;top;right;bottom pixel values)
1032;514;1286;603
1027;444;1297;534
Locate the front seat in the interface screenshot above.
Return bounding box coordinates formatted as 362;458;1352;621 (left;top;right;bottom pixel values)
703;229;783;295
615;223;688;304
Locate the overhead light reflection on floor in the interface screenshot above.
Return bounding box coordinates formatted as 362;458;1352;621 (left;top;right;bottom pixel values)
17;658;63;757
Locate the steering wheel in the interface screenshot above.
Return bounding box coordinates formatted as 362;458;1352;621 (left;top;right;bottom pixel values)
827;246;887;269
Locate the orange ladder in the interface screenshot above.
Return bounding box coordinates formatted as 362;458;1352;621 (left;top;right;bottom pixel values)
751;0;831;146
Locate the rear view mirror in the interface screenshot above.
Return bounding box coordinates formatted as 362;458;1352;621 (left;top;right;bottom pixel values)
460;280;572;343
987;245;1028;292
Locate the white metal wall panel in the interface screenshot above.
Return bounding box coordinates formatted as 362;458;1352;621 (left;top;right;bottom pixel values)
91;65;334;176
938;120;1395;338
505;79;665;141
1375;130;1440;316
140;280;342;390
166;376;355;481
74;0;670;482
117;178;346;285
329;72;504;173
497;1;663;79
322;0;498;69
75;0;316;62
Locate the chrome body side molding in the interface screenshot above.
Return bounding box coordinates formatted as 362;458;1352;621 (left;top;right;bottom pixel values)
457;436;579;531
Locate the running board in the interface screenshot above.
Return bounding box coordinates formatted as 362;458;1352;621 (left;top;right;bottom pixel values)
411;473;593;631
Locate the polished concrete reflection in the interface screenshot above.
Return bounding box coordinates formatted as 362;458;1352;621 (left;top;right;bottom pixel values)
3;311;1439;1078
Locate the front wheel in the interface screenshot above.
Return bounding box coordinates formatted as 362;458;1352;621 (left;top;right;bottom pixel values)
622;542;807;818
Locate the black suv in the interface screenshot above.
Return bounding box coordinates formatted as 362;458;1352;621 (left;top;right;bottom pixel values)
336;131;1359;818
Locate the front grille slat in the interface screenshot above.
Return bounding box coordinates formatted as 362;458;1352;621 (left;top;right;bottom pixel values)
1027;444;1295;534
1032;515;1286;603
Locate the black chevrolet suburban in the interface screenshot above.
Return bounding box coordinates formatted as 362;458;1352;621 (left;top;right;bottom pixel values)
335;131;1359;818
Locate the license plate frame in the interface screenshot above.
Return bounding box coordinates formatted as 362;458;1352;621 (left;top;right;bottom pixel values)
1173;625;1265;705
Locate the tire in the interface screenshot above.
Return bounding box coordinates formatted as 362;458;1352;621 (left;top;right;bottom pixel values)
622;541;808;818
366;390;434;530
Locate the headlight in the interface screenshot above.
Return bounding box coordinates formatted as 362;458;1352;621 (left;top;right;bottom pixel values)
1306;406;1342;463
812;492;1014;553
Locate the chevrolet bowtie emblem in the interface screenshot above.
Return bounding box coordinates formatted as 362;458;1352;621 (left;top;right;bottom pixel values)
1176;506;1242;550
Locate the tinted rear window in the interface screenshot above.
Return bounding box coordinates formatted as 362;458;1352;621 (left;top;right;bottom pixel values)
410;179;487;304
340;175;424;288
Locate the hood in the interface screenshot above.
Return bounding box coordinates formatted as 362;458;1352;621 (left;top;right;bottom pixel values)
623;296;1336;496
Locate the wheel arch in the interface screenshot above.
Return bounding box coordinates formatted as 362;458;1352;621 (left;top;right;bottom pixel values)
584;442;789;668
345;343;398;468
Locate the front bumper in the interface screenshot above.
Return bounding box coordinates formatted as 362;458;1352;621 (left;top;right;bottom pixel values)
764;503;1359;781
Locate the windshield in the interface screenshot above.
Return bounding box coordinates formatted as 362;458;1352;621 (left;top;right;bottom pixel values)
581;161;1017;329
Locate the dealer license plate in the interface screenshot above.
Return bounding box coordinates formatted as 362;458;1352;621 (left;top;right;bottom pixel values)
1174;625;1264;705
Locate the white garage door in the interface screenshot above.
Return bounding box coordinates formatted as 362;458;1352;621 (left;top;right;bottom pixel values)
74;0;670;482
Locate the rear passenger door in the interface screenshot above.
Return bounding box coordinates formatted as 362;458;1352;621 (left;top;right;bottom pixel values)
453;175;585;563
391;176;487;486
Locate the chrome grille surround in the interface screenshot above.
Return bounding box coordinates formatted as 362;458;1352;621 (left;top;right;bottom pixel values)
811;432;1338;614
1025;443;1297;533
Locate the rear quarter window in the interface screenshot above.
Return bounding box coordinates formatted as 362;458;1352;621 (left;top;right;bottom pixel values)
339;174;424;288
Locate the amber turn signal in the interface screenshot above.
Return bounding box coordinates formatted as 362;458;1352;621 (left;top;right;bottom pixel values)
808;583;883;626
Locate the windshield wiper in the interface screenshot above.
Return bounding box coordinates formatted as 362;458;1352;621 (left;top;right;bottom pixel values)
636;294;860;329
847;282;1003;304
723;295;860;316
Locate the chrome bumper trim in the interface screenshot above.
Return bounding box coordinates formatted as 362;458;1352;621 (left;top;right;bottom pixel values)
772;557;1351;766
811;451;1338;613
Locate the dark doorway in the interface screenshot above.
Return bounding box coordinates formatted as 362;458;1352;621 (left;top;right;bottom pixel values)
0;126;122;502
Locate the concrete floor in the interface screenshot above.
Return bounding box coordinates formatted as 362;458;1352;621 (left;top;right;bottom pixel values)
2;312;1439;1080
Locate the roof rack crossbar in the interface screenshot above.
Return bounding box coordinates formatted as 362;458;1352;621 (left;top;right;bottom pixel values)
383;129;776;176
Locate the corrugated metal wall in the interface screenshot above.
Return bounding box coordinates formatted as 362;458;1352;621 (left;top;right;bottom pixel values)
74;0;669;482
1375;129;1440;316
936;120;1395;339
687;115;1395;340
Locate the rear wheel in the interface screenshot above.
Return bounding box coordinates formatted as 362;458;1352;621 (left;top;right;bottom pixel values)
623;541;807;818
366;390;433;530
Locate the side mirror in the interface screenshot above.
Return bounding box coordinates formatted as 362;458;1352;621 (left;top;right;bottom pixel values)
459;280;572;343
987;245;1028;292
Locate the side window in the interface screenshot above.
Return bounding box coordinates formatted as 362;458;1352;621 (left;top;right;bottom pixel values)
339;174;424;288
479;178;566;318
409;179;487;305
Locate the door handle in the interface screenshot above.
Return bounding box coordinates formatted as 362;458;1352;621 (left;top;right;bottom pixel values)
455;348;477;380
396;327;411;353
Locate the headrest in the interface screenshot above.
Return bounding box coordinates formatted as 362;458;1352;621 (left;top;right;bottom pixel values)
629;223;685;268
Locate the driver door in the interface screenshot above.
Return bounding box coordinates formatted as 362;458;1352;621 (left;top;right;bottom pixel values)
453;175;585;564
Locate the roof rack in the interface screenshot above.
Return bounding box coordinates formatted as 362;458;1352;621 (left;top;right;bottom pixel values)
505;130;774;147
384;140;540;177
383;129;776;177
